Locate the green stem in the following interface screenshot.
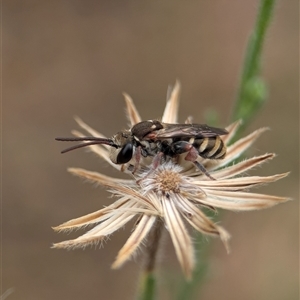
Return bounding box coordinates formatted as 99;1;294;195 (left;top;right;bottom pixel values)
176;235;210;300
176;1;278;299
232;0;276;133
137;220;163;300
138;272;156;300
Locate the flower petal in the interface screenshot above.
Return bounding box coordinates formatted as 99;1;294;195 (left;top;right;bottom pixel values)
52;236;105;249
53;196;132;232
194;173;289;191
162;80;181;123
162;197;194;279
201;190;290;211
68;168;157;210
53;203;139;249
123;92;142;126
223;120;242;145
175;195;230;252
68;167;136;186
112;214;157;269
81;208;137;238
211;153;276;179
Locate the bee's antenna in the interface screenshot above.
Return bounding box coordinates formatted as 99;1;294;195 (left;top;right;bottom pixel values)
55;137;117;153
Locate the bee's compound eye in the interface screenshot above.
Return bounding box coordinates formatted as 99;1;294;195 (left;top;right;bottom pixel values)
116;143;133;164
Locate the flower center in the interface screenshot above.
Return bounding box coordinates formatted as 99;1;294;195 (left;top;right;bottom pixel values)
156;169;181;195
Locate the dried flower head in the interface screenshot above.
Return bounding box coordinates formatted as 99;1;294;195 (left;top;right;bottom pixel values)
53;81;290;278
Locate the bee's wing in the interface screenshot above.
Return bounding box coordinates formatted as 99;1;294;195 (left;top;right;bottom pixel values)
152;123;228;139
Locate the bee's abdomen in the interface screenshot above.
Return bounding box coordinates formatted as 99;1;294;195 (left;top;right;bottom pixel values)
194;136;226;159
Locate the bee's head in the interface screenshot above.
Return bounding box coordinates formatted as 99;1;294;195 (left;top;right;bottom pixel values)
56;130;134;165
109;131;134;164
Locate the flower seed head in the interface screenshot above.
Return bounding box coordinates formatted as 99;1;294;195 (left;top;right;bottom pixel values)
140;163;183;196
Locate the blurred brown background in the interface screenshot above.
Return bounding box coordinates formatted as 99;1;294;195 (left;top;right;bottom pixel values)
3;1;299;300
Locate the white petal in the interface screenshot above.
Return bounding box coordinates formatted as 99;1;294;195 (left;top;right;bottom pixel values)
223;120;242;145
210;153;275;179
81;208;137;238
112;214;157;269
193;173;289;191
68;167;135;187
201;190;290;211
53;204;139;249
176;195;230;247
162;198;194;279
123;92;142;126
162;80;181;123
53;196;132;231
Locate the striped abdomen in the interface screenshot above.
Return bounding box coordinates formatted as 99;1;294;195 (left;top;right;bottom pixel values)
193;136;226;159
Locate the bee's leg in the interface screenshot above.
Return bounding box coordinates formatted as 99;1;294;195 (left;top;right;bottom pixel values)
132;146;142;174
172;141;216;180
192;160;216;180
136;152;164;184
151;151;164;170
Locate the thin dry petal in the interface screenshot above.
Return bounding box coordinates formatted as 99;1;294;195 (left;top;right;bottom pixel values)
53;197;133;232
82;210;136;238
123;92;142;126
176;195;230;251
145;193;164;215
112;214;157;269
52;236;105;249
201;190;290;211
162;198;194;279
68;167;135;187
211;153;276;179
162;80;181;123
69;168;157;210
53;210;137;249
223;120;242;145
194;173;289;191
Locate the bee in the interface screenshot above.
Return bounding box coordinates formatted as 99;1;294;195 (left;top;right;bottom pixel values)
56;120;228;180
